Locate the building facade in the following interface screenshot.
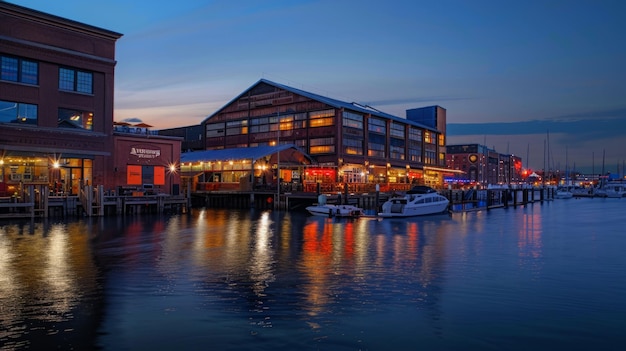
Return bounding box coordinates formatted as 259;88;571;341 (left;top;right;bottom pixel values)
112;131;181;195
0;2;121;196
196;79;452;189
0;3;181;198
446;144;523;187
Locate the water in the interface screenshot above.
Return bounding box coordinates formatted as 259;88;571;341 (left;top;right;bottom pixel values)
1;198;625;350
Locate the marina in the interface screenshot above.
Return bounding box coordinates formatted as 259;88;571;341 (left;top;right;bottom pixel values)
1;197;625;350
0;182;563;219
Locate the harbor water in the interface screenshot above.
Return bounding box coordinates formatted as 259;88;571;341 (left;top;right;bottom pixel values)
1;198;625;350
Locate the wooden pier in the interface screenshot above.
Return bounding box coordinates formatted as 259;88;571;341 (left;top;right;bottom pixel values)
0;184;189;219
192;186;556;213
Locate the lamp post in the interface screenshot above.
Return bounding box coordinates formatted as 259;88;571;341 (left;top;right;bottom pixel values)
168;163;177;195
406;164;410;184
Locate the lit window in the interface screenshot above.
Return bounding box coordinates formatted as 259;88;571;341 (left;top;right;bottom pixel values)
58;108;94;130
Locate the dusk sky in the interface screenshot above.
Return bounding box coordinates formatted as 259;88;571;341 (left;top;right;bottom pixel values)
12;0;626;174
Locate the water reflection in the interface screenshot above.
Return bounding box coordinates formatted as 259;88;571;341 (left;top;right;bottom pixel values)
2;199;624;350
0;221;101;350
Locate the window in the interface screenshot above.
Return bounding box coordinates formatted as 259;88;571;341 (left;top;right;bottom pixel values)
0;100;38;124
390;138;405;160
58;108;93;130
226;120;248;136
342;111;364;129
424;131;434;144
206;123;225;137
309;109;335;127
390;122;405;138
1;56;38;84
59;67;93;94
408;148;422;162
368;117;386;134
309;137;335;154
279;115;294;130
343;137;363;155
368;133;386;158
424;148;436;165
409;127;422;141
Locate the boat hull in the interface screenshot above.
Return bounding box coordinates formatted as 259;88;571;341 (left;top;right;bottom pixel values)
378;202;449;217
378;192;450;218
306;205;363;218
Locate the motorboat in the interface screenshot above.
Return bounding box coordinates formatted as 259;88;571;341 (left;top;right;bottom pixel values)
306;194;364;218
378;186;450;218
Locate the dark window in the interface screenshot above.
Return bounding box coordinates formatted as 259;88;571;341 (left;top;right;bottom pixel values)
0;100;38;124
1;56;38;84
59;67;93;94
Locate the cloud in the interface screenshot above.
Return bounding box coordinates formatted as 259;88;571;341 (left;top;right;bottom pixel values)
121;117;144;123
448;108;626;143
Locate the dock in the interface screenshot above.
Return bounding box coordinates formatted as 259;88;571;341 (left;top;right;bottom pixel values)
0;184;189;219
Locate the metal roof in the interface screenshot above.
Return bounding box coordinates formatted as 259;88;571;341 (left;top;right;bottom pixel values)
180;144;314;164
201;79;438;132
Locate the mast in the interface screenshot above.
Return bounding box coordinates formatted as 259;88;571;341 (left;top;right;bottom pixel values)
543;139;546;187
276;109;280;209
601;149;606;188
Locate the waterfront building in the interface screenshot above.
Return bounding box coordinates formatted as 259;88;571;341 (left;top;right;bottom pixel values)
446;143;523;187
179;79;456;192
111;126;182;195
0;3;181;200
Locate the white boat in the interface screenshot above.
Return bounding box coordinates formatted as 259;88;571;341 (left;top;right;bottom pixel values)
555;187;574;199
378;186;450;218
597;182;626;198
306;194;364;218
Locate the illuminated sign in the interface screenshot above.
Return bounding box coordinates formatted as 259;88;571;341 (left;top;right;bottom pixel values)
130;147;161;159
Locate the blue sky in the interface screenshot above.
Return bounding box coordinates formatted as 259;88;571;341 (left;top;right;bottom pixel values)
12;0;626;174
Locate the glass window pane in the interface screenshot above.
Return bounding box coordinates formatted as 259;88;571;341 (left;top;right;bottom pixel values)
21;60;38;84
76;71;92;94
59;68;74;91
1;57;18;82
0;100;17;122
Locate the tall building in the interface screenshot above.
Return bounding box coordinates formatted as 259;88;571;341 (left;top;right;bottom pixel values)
0;2;121;196
1;2;181;197
191;79;452;188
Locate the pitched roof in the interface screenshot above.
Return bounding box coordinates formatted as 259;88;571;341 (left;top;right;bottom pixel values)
202;79;438;131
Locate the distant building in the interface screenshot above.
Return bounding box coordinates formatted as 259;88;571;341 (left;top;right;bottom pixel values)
182;79;455;189
158;125;204;152
446;144;523;186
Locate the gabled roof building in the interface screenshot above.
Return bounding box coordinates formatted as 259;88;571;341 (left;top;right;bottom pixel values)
191;79;452;188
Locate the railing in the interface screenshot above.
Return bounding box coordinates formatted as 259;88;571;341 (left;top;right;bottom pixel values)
195;182;416;194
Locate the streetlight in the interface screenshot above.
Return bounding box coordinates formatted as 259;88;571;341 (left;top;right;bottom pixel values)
168;163;177;195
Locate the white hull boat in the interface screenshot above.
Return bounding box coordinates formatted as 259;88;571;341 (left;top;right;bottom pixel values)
306;194;364;218
378;186;450;218
306;204;364;218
